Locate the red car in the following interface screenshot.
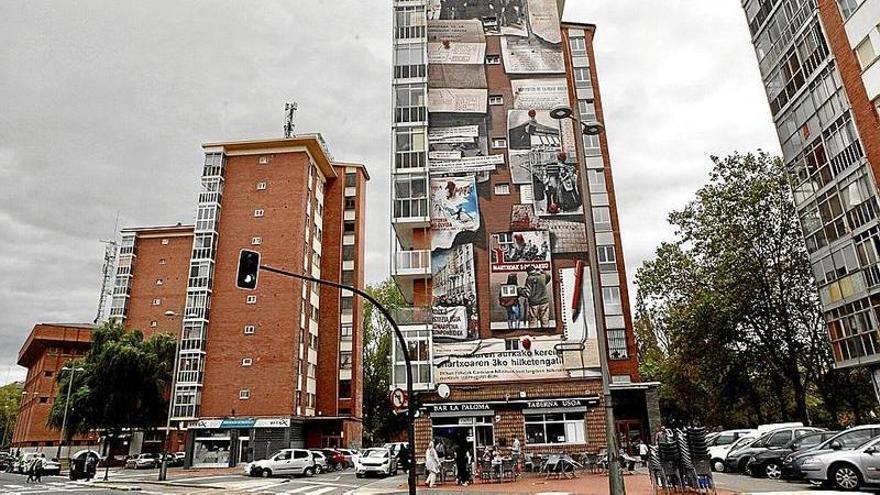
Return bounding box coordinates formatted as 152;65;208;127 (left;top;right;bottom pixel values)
322;449;346;470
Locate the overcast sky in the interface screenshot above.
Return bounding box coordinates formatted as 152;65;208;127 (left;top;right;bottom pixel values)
0;1;781;384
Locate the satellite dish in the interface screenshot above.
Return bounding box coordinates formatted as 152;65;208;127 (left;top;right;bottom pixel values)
437;383;450;399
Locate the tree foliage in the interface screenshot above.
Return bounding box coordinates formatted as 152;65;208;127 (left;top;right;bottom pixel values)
361;279;407;446
48;321;176;442
636;152;876;428
0;381;23;449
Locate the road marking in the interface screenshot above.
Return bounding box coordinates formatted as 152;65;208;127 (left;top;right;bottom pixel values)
244;480;288;492
285;486;320;494
3;486;25;489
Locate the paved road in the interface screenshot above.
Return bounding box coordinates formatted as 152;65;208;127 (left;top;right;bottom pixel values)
0;472;118;494
714;471;880;494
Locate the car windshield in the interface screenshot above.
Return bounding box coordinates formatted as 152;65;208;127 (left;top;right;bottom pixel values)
730;437;755;450
366;450;388;458
856;435;880;451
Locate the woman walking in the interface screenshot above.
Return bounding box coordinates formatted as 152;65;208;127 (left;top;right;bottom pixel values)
425;441;441;488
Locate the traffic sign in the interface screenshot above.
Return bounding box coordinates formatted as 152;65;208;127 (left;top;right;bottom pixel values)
390;388;408;410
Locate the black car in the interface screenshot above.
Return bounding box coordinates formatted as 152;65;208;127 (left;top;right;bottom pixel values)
725;427;823;473
746;431;838;479
782;424;880;480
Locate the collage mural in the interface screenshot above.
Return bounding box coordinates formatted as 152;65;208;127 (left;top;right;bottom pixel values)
424;0;599;383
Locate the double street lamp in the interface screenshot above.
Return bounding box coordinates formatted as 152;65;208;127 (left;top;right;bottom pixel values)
549;105;626;495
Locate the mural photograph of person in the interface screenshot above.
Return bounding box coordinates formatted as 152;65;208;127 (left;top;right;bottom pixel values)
489;230;555;331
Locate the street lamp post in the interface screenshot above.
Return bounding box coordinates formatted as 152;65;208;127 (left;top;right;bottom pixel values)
256;264;418;495
550;105;625;495
158;310;181;482
57;366;85;462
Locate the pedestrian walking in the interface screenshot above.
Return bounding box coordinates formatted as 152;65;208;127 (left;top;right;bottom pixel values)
638;440;649;467
455;445;470;486
34;454;45;483
398;444;410;473
425;442;440;488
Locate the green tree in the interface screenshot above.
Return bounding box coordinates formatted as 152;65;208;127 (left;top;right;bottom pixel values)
48;321;176;467
636;152;876;428
0;381;23;449
361;279;407;446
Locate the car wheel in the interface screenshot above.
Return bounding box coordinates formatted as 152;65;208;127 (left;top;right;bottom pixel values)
765;462;781;480
356;472;363;478
304;467;315;477
261;468;272;478
251;467;262;477
831;464;862;491
316;465;323;474
711;459;725;472
737;458;750;473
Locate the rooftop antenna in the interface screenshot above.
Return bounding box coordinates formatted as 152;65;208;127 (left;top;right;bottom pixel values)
283;101;298;138
94;212;119;324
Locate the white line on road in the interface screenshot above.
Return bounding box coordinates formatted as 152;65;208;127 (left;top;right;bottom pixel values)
284;486;321;494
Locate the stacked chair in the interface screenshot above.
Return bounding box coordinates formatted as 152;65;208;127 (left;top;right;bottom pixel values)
648;428;715;494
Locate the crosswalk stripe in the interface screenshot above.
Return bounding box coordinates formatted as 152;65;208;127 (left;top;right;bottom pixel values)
285;486;320;494
3;485;25;489
306;487;338;495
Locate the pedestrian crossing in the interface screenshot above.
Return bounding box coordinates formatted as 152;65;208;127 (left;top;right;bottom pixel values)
0;481;95;493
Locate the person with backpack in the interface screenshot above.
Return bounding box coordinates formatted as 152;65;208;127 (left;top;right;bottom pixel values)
33;454;45;483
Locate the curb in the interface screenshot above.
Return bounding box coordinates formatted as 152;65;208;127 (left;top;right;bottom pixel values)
90;480;226;490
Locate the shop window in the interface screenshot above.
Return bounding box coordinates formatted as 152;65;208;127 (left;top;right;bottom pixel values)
524;412;586;445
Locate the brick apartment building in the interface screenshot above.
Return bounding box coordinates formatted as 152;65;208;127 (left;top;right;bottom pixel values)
390;0;658;458
12;323;98;453
158;135;369;468
740;1;880;382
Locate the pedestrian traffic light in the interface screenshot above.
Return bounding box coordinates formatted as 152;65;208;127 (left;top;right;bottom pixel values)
236;250;260;290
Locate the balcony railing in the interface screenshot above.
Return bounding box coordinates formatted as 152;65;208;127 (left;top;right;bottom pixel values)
393;197;429;220
393;250;431;276
391;306;432;326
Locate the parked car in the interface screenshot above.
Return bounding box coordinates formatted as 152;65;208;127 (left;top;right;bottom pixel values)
784;425;880;481
746;430;838;479
801;435;880;491
0;452;14;472
321;449;346;471
710;435;757;472
310;450;328;474
708;429;758;449
337;448;358;468
42;457;61;476
725;426;823;473
125;453;159;470
16;453;58;474
162;452;183;468
244;449;315;478
356;448;397;478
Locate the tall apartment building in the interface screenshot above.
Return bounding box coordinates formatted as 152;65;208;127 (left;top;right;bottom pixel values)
390;0;657;457
164;136;369;467
12;324;96;453
740;1;880;380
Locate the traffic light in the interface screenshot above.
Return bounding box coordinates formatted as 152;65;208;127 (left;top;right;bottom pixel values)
236;250;260;289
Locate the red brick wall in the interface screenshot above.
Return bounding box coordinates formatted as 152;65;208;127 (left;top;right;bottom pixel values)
200;151;311;418
125;230;192;340
13;325;94;449
317;168;344;416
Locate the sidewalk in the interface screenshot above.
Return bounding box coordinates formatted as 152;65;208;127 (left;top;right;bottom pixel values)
355;472;739;494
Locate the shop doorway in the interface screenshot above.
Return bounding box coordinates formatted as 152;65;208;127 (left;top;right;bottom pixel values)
238;437;251;464
431;415;494;463
616;420;643;455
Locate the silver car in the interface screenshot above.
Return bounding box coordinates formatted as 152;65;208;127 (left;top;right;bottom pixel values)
801;435;880;491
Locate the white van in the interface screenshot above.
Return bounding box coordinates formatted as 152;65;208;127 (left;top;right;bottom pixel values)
757;422;803;434
243;449;315;477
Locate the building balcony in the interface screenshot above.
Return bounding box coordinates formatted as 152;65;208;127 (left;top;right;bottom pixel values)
392;250;430;278
391;306;432;328
392;197;429;247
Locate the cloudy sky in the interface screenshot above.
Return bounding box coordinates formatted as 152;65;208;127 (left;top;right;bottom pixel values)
0;0;781;384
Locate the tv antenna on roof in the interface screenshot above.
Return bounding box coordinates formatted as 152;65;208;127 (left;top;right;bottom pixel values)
284;101;298;138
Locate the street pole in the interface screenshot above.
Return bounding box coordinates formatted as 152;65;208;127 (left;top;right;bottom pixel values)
560;108;626;495
57;367;81;461
257;264;418;495
158;330;181;481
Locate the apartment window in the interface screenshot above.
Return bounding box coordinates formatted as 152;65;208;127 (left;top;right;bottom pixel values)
309;333;319;349
341;297;354;313
246;295;258;304
593;207;612;231
395;83;427;123
505;339;520;351
343;245;355;261
251;236;262;245
393;329;431;386
340;351;353;369
578;99;597;121
602;286;622;315
161;239;169;245
152;298;161;306
837;0;865;19
486;54;501;64
43;371;53;377
573;67;591;88
344;197;356;210
569;36;587;56
243;325;256;335
345;172;357;188
344;221;356;234
525;411;586;445
256;181;267;190
150;320;158;328
239;389;250;400
494;183;510;195
241;358;253;367
394;42;427;78
259;155;269;164
597;245;617;273
395;5;426;39
39;397;49;404
159;258;166;265
587;169;606;193
608;328;629;360
394;127;427;169
341;324;353;341
253;209;265;218
855;36;877;70
492;137;507;149
339;379;352;399
489;95;504;105
342;271;354;286
155;278;164;286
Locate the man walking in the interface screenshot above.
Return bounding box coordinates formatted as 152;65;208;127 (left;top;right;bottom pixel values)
524;266;551;327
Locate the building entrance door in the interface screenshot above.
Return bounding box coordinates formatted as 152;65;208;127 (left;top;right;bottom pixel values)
616;420;643;455
431;415;494;467
238;437;251;464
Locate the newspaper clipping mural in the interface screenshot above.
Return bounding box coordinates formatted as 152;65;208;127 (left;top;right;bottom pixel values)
510;204;586;253
489;230;555;331
430;176;480;250
433;335;567;383
432;243;479;341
